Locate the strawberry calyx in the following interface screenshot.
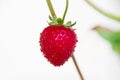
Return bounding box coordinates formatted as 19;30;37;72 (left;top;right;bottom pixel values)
47;0;76;28
48;16;76;28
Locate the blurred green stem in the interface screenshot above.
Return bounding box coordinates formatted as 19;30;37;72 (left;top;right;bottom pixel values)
85;0;120;22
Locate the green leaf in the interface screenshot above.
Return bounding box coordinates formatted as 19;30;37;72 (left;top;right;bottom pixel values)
111;32;120;54
93;26;113;41
94;26;120;54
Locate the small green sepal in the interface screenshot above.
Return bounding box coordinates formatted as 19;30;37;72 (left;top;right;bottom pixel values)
64;21;76;28
48;15;76;28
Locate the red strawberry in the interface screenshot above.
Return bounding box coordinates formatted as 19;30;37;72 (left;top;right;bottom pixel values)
39;25;77;66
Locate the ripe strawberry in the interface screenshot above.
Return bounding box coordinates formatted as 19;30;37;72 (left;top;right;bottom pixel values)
40;0;77;66
39;25;77;66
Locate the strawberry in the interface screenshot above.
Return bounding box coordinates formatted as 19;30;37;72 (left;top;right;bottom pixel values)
40;25;77;66
39;0;77;66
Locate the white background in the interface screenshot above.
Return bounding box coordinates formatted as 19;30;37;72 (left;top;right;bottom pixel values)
0;0;120;80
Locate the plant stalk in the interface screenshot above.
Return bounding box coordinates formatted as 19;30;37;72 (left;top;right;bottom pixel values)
72;54;84;80
46;0;57;18
62;0;69;23
85;0;120;22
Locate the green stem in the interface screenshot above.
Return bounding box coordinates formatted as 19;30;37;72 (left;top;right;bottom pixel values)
72;55;84;80
85;0;120;22
62;0;69;23
46;0;57;18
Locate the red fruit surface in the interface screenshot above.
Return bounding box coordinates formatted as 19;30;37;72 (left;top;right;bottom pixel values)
39;25;77;66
